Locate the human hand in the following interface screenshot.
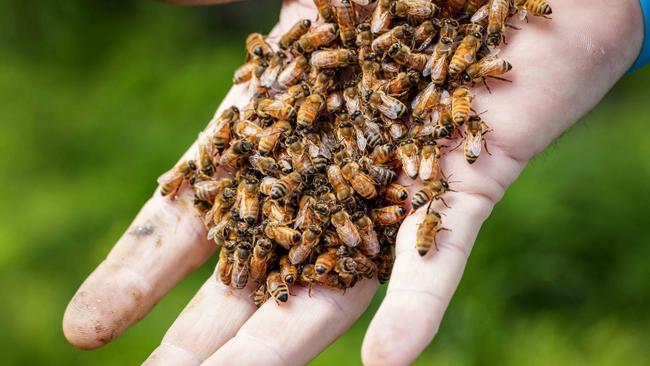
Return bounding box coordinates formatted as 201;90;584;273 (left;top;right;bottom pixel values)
62;0;644;365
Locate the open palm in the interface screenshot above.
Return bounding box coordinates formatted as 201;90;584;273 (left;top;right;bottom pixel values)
63;0;643;365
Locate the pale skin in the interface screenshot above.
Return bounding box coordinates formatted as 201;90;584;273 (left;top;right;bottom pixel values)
62;0;644;365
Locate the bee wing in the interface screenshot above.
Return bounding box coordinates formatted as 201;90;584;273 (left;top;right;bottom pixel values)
439;90;451;106
418;152;437;181
471;5;490;23
293;201;310;230
371;8;390;34
259;127;283;138
415;36;434;52
417;123;436;138
343;94;360;115
319;131;334;159
397;147;420;179
411;86;425;109
465;132;483;160
355;126;368;152
260;64;282;88
429;54;448;81
305;138;321;158
378;93;406;120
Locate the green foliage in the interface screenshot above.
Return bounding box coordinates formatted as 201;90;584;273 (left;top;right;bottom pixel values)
1;1;649;365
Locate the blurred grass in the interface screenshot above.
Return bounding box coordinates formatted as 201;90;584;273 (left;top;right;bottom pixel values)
1;1;650;365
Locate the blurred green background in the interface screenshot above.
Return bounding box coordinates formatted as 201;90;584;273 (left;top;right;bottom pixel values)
1;1;650;365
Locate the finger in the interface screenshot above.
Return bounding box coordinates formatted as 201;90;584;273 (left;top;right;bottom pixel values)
202;280;378;366
63;86;246;349
362;150;524;366
143;274;257;366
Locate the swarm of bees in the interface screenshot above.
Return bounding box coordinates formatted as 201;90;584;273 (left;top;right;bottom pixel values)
157;0;552;305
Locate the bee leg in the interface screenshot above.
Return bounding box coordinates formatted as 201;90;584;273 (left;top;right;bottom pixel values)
438;196;451;209
506;23;522;31
489;76;513;83
481;78;493;94
482;138;493;156
449;139;464;152
307;283;313;297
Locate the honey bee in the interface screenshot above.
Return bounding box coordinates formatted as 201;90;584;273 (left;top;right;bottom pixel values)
376;245;394;283
158;159;197;197
365;90;407;119
363;118;385;148
463;115;492;164
294;23;339;54
463;0;489;17
360;157;396;186
335;0;357;47
270;171;302;199
193;179;222;207
326;164;354;207
266;271;289;304
390;0;439;21
387;42;428;72
294;195;316;231
249;154;280;177
354;214;381;257
250;238;274;283
416;210;448;256
245;32;272;58
397;139;420;180
216;241;237;285
260;52;287;88
312;71;336;95
422;36;455;84
371;25;413;55
315;248;338;274
451;86;472;127
411;81;441;122
262;199;294;223
384;182;409;203
310;49;358;69
470;3;490;26
487;0;509;47
370;143;396;165
219;139;254;169
335;257;357;288
279;19;312;50
514;0;552;19
298;264;316;295
264;221;302;249
205;106;239;151
323;228;343;248
419;140;442;182
279;255;298;285
411;178;453;210
233;60;257;84
371;205;407;225
343;84;361;116
277;55;310;89
297;93;325;129
258;120;292;156
448;24;483;78
286;136;316;176
371;0;393;34
313;0;335;22
385;70;419;97
256;99;297;122
253;282;269;307
289;225;321;265
331;206;361;247
326;90;344;113
463;55;512;92
356;22;373;59
359;55;380;97
341;160;378;199
231;241;252;289
353;251;377;278
412;19;437;51
277;83;311;105
238;177;260;225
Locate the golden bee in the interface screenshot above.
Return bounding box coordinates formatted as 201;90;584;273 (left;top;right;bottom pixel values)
298;263;316;295
419;140;442;182
463;115;492;164
449;24;484;78
245;32;272;58
250;238;274;283
487;0;509;47
256;99;297;122
354;214;381;257
313;0;336;22
387;42;428;73
310;49;358;69
264;221;302;249
335;0;357;47
270;171;303;200
231;241;252;289
390;0;439;21
326;164;354;207
216;241;237;285
411;178;453;211
463;55;512;92
412;19;437;51
289;225;321;265
384;182;409;203
279;19;312;50
262;199;294;223
266;271;289;303
370;143;396;165
233;60;257;84
279;255;298;285
258;120;292;156
335;257;358;288
297;93;325;129
260;52;287;88
371;24;413;55
341;160;378;199
371;205;407;226
158;159;197;197
205;106;239;151
219;139;254;169
253;282;269;307
385;70;419;97
411;81;441;122
377;245;395;283
366;90;407;119
451;85;473;126
294;23;339;54
238;177;260;225
277;55;309;89
397;139;420;180
416;210;448;256
315;248;338;275
514;0;552;19
360;157;396;186
331;206;361;247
